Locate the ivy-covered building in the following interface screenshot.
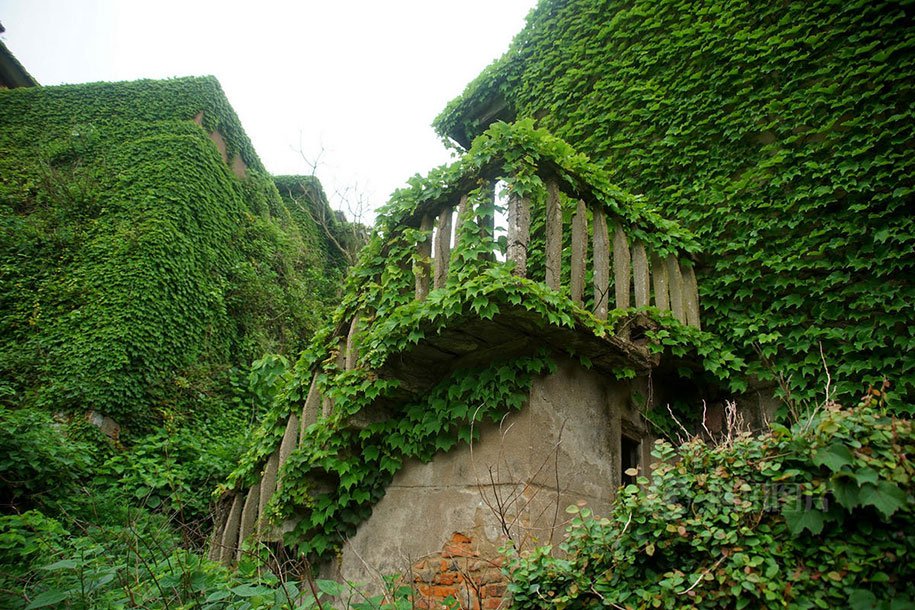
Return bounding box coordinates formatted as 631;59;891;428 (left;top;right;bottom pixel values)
0;76;347;432
211;1;913;606
211;117;746;606
4;2;912;607
436;0;915;405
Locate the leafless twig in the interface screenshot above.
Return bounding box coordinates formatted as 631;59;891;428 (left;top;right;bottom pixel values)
666;404;691;444
678;552;728;596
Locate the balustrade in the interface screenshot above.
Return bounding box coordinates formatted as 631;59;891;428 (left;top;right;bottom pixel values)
402;172;701;329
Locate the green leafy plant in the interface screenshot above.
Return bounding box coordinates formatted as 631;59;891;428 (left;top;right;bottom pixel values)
0;407;94;511
1;508;451;609
506;396;915;609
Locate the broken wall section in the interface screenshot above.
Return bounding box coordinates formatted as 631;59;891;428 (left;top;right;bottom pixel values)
329;357;654;602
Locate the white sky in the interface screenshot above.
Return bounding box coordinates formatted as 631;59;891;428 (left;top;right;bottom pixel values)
0;0;535;220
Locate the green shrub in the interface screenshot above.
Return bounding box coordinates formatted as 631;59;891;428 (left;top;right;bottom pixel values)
507;398;915;609
0;509;438;609
0;407;94;511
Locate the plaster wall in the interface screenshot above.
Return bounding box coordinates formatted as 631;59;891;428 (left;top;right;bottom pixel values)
330;356;652;589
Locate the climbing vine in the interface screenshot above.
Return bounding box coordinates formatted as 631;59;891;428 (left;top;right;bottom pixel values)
223;120;742;559
507;392;915;609
436;0;915;407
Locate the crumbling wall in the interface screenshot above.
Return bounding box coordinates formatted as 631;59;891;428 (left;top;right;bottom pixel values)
328;357;654;599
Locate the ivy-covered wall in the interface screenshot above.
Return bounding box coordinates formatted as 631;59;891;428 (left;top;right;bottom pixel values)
0;77;346;430
435;0;915;405
273;175;351;272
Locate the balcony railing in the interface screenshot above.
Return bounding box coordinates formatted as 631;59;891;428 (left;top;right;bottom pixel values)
395;158;701;329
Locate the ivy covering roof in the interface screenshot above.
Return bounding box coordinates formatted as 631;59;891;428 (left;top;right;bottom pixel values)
435;0;915;406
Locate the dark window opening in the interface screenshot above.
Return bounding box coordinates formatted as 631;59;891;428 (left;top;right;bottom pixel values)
621;434;641;486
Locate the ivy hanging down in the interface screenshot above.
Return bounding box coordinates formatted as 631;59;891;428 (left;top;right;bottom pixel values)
277;354;555;558
221;120;743;559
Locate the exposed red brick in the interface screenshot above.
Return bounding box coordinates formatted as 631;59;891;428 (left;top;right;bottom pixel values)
443;545;478;558
435;571;458;586
433;585;458;599
408;531;510;609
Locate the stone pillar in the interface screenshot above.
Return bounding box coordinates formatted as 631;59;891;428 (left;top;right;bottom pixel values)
612;223;631;309
507;193;531;277
592;207;610;320
434;209;453;288
545;179;563;289
570;200;588;305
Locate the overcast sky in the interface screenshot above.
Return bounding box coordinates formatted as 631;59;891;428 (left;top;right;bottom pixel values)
0;0;536;219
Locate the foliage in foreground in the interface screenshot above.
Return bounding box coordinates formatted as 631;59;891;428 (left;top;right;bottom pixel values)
0;398;426;609
508;393;915;609
0;356;291;607
0;508;425;609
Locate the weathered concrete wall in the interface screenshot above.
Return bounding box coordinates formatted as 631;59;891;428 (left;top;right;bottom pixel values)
328;356;653;602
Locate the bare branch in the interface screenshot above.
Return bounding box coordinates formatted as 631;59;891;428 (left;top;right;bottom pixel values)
281;142;370;266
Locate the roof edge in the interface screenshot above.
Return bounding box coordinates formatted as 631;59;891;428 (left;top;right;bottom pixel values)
0;40;39;88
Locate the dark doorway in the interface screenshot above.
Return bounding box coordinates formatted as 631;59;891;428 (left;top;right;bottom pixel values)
621;434;641;486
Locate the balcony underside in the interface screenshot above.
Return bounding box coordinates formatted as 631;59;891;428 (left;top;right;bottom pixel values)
350;306;662;427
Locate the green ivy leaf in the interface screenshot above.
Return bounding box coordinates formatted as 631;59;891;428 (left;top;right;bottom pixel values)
830;474;862;510
231;584;274;598
812;443;855;472
782;506;825;535
847;589;878;610
317;579;343;597
205;590;232;602
852;469;879;486
860;481;907;519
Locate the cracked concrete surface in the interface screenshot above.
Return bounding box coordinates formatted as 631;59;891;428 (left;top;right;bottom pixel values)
329;356;654;591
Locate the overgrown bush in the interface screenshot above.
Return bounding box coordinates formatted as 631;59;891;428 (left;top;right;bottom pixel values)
0;508;434;609
507;394;915;609
0;407;94;512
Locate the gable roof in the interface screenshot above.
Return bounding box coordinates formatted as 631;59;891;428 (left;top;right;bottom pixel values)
0;25;39;89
